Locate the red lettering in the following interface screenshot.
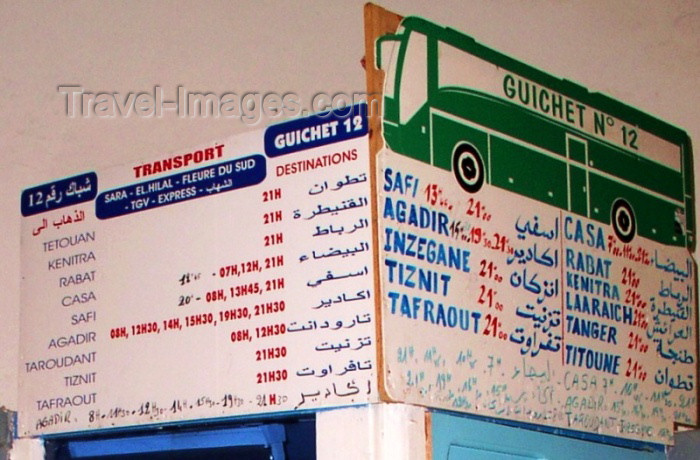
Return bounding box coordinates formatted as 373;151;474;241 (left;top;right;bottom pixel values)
132;144;225;178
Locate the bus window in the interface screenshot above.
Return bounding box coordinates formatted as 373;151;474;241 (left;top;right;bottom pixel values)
399;31;428;124
438;41;503;94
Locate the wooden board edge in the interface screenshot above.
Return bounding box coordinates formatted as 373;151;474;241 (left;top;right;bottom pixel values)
363;2;403;404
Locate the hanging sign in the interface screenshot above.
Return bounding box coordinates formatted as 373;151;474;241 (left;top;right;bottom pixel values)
372;13;697;444
19;105;378;436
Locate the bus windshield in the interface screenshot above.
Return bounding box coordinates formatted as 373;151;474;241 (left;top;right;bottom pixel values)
398;31;428;124
438;41;503;96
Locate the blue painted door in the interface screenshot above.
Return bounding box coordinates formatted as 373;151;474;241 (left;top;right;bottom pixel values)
432;412;665;460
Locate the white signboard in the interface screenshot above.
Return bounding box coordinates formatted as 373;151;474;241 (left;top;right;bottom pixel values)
372;12;697;445
378;149;696;444
19;106;378;436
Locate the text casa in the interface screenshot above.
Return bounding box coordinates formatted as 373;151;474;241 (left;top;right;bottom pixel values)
564;216;605;250
62;291;96;307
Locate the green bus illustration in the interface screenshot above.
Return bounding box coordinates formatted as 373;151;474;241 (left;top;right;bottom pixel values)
376;17;694;248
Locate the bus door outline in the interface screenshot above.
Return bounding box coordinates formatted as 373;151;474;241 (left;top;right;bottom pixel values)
565;133;590;219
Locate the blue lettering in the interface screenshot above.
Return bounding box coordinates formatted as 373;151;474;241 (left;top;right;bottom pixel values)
564;216;605;250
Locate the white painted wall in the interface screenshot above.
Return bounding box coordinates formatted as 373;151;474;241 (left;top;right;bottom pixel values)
1;0;698;454
316;404;428;460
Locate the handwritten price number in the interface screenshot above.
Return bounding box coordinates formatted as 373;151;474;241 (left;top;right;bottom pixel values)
257;393;288;407
448;220;481;243
448;223;512;254
178;272;201;286
449;220;464;239
628;332;649;353
485;233;511;254
621;267;640;288
478;260;503;282
424;183;453;211
625;288;647;310
222;394;242;408
470;227;483;244
632;310;648;329
466;198;491;222
483;314;508;340
625;358;647;381
178;294;198;307
478;285;503;311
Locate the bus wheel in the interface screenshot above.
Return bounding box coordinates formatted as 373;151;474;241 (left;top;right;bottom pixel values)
453;143;484;193
611;199;636;243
